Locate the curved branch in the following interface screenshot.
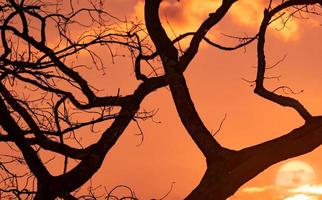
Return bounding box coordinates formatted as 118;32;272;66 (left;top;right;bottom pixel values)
254;0;319;121
173;32;258;51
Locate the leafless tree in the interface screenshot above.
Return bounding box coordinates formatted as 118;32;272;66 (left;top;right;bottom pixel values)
0;0;321;199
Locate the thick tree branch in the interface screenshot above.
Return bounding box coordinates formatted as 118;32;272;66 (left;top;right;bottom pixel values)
52;75;168;194
144;0;178;64
145;0;226;160
185;1;322;199
230;116;322;192
0;82;44;138
0;97;51;182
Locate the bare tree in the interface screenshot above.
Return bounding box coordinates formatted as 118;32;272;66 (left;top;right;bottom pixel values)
0;0;321;199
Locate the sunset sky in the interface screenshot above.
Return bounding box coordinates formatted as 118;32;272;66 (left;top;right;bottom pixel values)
2;0;320;199
81;0;322;199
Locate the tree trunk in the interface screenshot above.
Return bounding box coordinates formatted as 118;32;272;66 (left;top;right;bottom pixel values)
185;160;238;200
34;186;56;200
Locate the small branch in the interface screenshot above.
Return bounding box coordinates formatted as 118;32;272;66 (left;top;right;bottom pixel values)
213;113;227;137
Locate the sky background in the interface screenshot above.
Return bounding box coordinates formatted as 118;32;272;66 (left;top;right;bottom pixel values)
2;0;321;199
77;0;322;199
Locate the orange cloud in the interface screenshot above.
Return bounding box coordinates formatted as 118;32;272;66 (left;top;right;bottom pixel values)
229;0;299;40
132;0;221;40
229;1;265;27
131;0;300;42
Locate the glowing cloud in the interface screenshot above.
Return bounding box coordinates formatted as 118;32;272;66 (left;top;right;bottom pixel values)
229;0;299;40
132;0;221;39
284;194;318;200
236;184;322;200
269;13;299;40
290;185;322;196
131;0;300;42
229;1;264;27
275;161;316;188
241;185;274;193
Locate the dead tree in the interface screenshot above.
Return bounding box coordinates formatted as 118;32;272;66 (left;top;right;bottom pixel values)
0;0;321;199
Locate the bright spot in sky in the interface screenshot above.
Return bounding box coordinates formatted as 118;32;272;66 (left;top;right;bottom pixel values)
290;185;322;195
275;161;316;188
233;161;321;199
284;194;313;200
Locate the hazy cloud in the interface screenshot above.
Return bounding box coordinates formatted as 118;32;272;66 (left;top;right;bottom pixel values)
236;184;322;200
131;0;302;40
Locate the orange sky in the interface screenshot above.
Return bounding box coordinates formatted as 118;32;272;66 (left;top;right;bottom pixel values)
1;0;321;199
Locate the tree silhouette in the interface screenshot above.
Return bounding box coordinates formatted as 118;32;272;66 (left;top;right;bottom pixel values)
0;0;321;199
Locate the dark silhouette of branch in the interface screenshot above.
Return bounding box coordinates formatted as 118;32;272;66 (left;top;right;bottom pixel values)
254;0;316;121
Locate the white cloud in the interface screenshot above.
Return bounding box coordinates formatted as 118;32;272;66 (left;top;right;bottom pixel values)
289;185;322;196
241;185;275;193
283;194;319;200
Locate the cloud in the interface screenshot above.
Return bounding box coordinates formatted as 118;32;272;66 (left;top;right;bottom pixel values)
228;0;299;40
235;184;322;200
229;1;265;27
132;0;221;39
289;185;322;196
131;0;301;41
283;194;319;200
241;185;275;193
